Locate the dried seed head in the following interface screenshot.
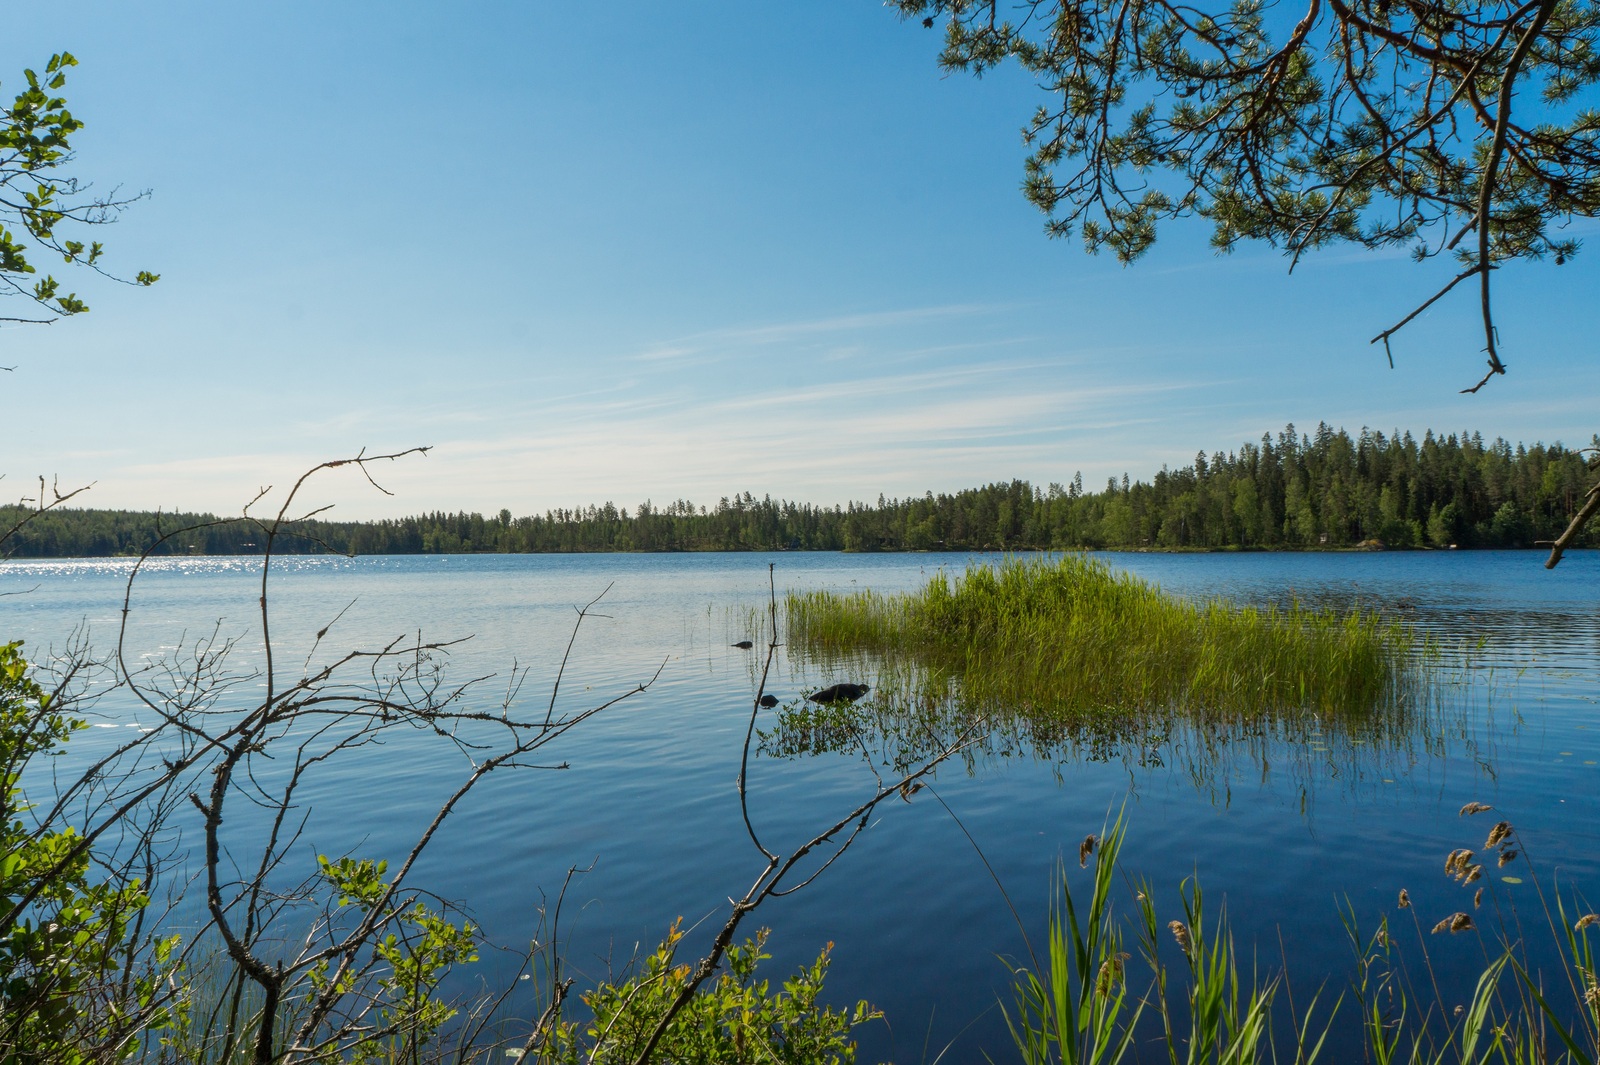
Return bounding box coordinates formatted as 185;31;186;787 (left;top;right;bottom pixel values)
1433;912;1474;935
1464;864;1483;884
1454;1005;1464;1018
1498;850;1517;868
1096;952;1129;996
1586;985;1600;1010
1459;801;1493;816
1485;821;1514;849
1446;849;1474;876
1576;914;1599;932
1169;920;1192;954
1398;889;1411;909
1079;834;1097;868
1377;928;1389;948
1474;887;1484;909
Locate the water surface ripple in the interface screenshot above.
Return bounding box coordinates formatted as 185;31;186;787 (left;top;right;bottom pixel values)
4;550;1597;1061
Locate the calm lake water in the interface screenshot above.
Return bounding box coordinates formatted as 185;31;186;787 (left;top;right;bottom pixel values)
4;550;1599;1061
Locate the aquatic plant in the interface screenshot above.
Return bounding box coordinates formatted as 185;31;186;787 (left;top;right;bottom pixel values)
1006;807;1600;1065
785;554;1425;730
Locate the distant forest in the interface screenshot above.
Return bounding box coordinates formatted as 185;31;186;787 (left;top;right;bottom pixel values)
4;425;1598;557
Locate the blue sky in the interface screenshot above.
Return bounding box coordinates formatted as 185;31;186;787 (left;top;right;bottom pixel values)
5;2;1596;520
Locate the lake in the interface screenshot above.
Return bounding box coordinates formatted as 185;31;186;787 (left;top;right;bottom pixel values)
4;550;1598;1061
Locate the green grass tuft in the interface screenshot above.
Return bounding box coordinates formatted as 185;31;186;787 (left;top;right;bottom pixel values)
784;554;1425;730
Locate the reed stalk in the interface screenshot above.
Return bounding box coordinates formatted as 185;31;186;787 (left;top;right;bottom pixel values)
1008;809;1600;1065
785;555;1425;730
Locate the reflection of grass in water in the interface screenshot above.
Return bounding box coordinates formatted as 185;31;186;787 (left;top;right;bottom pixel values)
757;677;1437;801
771;555;1438;782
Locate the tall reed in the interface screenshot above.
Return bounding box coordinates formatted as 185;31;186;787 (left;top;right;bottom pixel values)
1011;809;1600;1064
785;555;1424;730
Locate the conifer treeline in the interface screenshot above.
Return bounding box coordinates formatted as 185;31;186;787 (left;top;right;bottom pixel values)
4;425;1597;557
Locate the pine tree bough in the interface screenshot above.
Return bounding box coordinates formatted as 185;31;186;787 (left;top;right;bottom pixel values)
898;0;1597;387
897;0;1600;556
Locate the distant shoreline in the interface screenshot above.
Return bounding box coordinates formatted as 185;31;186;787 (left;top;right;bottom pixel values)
3;543;1570;560
5;424;1596;558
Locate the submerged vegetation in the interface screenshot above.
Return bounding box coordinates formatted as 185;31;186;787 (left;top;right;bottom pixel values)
784;555;1425;733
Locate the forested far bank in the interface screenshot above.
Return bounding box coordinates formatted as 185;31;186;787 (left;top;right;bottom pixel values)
4;424;1598;558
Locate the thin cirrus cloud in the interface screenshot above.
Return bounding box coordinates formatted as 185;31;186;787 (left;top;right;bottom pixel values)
401;364;1198;516
50;301;1229;519
622;302;1008;364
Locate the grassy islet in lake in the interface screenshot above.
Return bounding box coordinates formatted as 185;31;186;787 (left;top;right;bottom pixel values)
784;554;1424;730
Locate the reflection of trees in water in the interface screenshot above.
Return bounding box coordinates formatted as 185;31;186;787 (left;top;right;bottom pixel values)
758;647;1493;807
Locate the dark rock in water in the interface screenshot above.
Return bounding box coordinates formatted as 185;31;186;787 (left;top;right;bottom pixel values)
758;694;779;708
732;640;754;649
807;682;869;705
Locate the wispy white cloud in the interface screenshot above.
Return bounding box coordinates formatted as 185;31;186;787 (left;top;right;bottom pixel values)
615;347;689;368
621;302;1006;363
378;355;1213;516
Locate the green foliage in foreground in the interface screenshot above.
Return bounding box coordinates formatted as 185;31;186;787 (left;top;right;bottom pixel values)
0;641;176;1063
786;555;1421;726
2;628;872;1065
1;52;158;321
540;923;878;1064
4;425;1598;557
1014;812;1600;1065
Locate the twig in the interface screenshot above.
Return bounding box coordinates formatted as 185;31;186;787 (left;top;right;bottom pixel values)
0;476;95;558
547;584;614;727
1540;475;1600;569
1369;263;1490;368
514;863;591;1058
737;563;781;861
1466;0;1557;391
924;783;1042;979
626;561;984;1065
